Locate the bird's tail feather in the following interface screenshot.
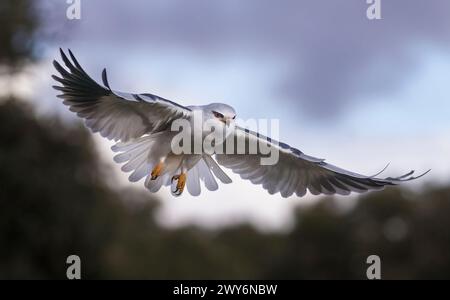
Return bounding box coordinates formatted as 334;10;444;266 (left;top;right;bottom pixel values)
112;135;157;183
203;155;232;184
111;137;232;196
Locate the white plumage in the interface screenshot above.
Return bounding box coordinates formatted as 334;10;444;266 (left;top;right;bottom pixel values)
52;49;429;197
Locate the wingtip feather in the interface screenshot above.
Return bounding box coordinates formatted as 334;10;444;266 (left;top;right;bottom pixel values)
102;68;110;89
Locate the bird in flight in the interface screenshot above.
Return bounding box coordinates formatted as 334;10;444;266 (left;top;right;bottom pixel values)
52;49;429;197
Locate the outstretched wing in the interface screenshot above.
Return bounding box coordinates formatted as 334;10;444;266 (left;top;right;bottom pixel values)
215;126;430;198
52;48;191;142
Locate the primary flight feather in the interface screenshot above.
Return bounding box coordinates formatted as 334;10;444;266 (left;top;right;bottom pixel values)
52;49;429;197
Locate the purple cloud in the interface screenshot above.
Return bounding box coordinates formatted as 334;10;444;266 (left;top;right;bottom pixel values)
44;0;450;120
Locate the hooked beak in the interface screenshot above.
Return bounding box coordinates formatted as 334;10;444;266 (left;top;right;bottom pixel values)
221;117;233;127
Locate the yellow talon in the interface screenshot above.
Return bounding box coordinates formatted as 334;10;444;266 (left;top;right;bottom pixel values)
171;173;187;196
151;162;164;180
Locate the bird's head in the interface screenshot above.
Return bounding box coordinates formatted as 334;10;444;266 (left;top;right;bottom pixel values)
205;103;236;127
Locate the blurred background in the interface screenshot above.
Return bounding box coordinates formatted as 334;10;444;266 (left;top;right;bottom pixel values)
1;0;449;279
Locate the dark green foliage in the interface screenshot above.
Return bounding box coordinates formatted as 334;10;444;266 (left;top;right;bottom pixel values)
0;0;39;71
1;100;450;279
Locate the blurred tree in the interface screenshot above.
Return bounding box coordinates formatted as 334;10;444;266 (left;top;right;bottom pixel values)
265;188;450;280
0;99;157;278
0;0;39;72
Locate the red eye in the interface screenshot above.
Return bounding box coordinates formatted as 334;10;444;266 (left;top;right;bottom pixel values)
213;111;224;118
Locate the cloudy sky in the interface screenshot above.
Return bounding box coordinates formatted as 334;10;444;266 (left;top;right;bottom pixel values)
21;0;450;231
